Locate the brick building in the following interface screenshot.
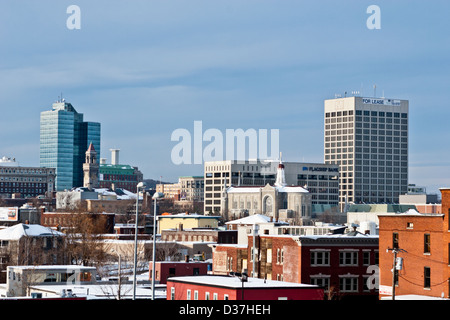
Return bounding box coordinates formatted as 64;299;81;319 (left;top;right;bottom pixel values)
41;211;115;234
378;188;450;299
149;261;211;284
167;275;324;300
212;231;379;299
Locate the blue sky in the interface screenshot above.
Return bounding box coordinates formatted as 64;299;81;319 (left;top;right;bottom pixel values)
0;1;449;194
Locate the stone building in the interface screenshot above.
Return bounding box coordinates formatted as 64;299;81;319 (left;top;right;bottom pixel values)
224;159;312;225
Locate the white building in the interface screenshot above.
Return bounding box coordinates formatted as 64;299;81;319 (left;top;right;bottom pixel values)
223;160;312;225
204;159;338;216
324;96;409;209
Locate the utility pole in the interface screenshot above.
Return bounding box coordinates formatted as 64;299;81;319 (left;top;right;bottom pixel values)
387;247;406;300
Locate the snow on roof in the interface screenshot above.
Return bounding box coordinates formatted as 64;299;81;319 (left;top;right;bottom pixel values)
158;213;220;219
168;275;318;289
227;186;262;193
72;187;138;200
0;224;64;240
227;185;308;194
275;186;309;193
9;265;95;271
378;208;443;217
226;214;288;225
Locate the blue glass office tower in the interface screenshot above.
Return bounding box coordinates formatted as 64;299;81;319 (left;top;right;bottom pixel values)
40;100;101;191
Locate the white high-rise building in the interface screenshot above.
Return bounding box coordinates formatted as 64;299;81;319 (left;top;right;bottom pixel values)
324;96;409;209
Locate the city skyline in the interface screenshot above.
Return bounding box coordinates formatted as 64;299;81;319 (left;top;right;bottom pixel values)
0;1;449;195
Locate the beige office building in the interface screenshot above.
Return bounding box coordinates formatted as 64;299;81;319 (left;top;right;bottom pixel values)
179;176;204;202
324;96;409;209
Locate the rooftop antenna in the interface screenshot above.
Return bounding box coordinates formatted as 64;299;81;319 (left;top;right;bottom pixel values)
373;84;377;97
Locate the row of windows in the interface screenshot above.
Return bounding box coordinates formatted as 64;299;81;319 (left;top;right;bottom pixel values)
0;169;53;175
311;275;376;293
172;288;229;300
310;250;379;267
326;110;407;118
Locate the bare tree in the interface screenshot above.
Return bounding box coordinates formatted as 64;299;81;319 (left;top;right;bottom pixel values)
64;213;108;267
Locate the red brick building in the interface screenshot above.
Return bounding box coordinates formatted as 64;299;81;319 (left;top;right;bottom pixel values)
212;231;379;299
378;188;450;299
41;211;115;234
166;275;324;300
149;261;211;284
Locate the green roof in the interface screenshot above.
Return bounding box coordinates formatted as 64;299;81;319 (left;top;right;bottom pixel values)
100;164;135;174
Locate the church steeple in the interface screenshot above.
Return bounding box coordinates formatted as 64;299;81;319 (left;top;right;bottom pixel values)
274;152;286;188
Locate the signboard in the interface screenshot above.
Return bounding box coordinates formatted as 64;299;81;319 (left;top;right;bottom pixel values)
379;285;392;295
0;207;18;221
362;98;401;106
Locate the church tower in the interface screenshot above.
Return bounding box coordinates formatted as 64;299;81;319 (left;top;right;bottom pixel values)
83;142;99;190
274;152;287;188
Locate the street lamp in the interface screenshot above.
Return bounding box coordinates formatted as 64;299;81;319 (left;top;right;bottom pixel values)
132;181;146;300
151;191;164;300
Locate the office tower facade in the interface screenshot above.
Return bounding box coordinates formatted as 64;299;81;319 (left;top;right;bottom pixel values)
0;156;55;198
40;100;100;191
324;96;408;209
204;160;339;216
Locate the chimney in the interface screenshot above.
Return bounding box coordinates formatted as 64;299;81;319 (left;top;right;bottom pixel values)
110;149;120;165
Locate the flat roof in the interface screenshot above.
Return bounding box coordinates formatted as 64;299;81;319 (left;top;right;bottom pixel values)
167;275;319;289
158;214;220;219
9;265;96;271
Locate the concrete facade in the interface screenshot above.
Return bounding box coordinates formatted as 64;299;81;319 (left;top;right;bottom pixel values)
324;96;409;209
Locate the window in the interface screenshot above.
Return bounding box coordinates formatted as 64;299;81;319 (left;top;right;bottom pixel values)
339;276;358;292
424;234;431;254
170;287;175;300
310;250;330;266
407;222;413;229
194;290;198;300
424;267;431;289
363;251;371;266
187;289;191;300
266;249;272;264
311;276;330;291
339;251;358;266
205;292;210;300
392;232;399;249
277;249;284;264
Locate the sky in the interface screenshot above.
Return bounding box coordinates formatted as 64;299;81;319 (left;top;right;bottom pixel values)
0;0;450;195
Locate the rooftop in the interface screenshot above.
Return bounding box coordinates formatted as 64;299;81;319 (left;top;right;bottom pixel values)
226;214;288;225
158;213;220;220
167;275;319;289
0;223;64;240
